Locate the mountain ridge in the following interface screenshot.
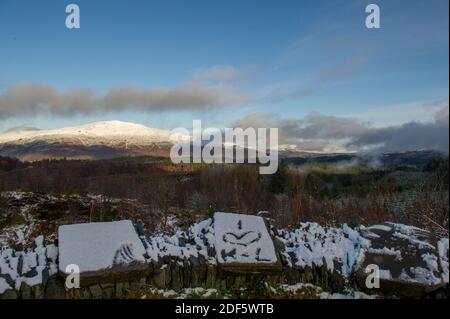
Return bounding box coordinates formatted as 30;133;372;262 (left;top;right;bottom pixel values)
0;120;174;161
0;120;172;144
0;120;446;163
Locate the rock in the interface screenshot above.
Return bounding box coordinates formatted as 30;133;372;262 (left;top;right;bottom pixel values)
70;288;88;299
0;274;15;289
32;284;44;299
100;284;115;298
1;213;448;299
58;220;148;283
88;284;103;299
213;213;283;275
152;268;167;289
135;224;145;237
25;268;38;278
44;277;66;299
182;258;191;287
115;282;128;298
356;222;446;298
17;255;24;275
178;237;186;247
19;282;32;299
0;289;17;299
282;266;300;284
170;260;182;290
190;257;207;287
206;264;218;288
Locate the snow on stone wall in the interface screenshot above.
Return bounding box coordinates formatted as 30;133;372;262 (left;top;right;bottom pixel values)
0;236;58;294
214;212;278;264
274;222;370;276
438;238;449;284
1;214;449;298
58;220;147;274
141;218;216;263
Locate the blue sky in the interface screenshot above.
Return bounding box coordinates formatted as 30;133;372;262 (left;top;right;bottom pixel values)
0;0;448;134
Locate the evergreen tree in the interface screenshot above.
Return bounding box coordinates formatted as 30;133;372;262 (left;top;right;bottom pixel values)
267;164;291;194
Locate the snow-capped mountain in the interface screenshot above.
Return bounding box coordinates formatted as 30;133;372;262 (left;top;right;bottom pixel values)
0;121;175;161
0;120;172;144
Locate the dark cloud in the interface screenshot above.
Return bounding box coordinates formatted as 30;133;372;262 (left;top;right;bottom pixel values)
295;113;369;139
0;82;247;120
234;104;449;154
350;105;449;153
234;112;369;152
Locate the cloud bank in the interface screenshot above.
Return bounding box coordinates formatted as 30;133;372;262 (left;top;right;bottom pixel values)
234;102;449;154
350;105;449;153
0;82;247;119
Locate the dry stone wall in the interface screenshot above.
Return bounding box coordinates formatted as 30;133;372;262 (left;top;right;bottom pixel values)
1;213;448;299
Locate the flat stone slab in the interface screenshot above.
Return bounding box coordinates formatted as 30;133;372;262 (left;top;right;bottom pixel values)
213;212;281;273
58;220;147;276
356;222;448;297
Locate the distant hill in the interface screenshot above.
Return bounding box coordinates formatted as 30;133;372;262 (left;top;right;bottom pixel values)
282;150;447;168
0;121;446;166
0;121;174;161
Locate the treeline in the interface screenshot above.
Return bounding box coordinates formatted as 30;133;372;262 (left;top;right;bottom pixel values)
0;155;28;172
0;155;448;234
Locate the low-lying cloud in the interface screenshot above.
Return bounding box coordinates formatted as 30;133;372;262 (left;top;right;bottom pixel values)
234;102;449;154
0;82;247;120
350;105;449;153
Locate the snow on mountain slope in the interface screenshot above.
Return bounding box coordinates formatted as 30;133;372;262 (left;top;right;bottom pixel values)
0;120;173;146
0;121;179;161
